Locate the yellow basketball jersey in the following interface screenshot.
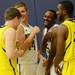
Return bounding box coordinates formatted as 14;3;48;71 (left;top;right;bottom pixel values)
0;25;18;75
62;19;75;61
62;19;75;75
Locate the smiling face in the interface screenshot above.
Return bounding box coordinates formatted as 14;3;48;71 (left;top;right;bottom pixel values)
57;4;65;22
57;1;74;23
17;6;29;24
43;10;56;28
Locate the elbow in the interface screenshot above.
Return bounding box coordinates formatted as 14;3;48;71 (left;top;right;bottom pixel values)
53;54;64;67
56;51;64;60
57;54;64;61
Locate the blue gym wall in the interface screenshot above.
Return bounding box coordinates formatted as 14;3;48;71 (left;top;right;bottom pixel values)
0;0;75;48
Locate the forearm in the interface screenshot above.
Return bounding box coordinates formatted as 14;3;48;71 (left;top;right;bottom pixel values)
46;53;54;70
45;52;55;75
42;32;51;49
21;32;36;51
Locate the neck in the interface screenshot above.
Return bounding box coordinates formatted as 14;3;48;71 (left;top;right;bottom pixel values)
46;22;55;30
64;15;72;21
5;21;16;30
60;15;72;23
21;20;29;26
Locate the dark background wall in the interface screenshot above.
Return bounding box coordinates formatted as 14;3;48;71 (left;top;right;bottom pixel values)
0;0;75;48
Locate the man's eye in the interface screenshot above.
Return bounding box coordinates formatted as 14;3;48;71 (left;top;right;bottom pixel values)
21;11;25;13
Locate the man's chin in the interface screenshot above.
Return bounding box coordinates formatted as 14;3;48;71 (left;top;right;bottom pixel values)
44;23;48;26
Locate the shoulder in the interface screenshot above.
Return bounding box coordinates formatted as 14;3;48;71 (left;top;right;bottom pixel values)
52;25;68;40
5;28;16;33
59;24;68;34
4;28;16;39
28;24;33;29
58;25;68;40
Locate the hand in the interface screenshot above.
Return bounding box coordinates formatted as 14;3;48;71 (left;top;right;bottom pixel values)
16;41;20;49
55;66;62;75
41;57;47;67
18;49;25;57
32;26;40;34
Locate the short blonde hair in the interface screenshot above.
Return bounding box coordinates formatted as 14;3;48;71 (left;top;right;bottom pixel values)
14;2;28;11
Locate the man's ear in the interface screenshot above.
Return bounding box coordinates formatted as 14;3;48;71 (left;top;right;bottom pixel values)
63;10;67;15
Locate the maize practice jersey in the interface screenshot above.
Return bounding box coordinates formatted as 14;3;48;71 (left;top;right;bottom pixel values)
62;19;75;75
0;25;18;75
